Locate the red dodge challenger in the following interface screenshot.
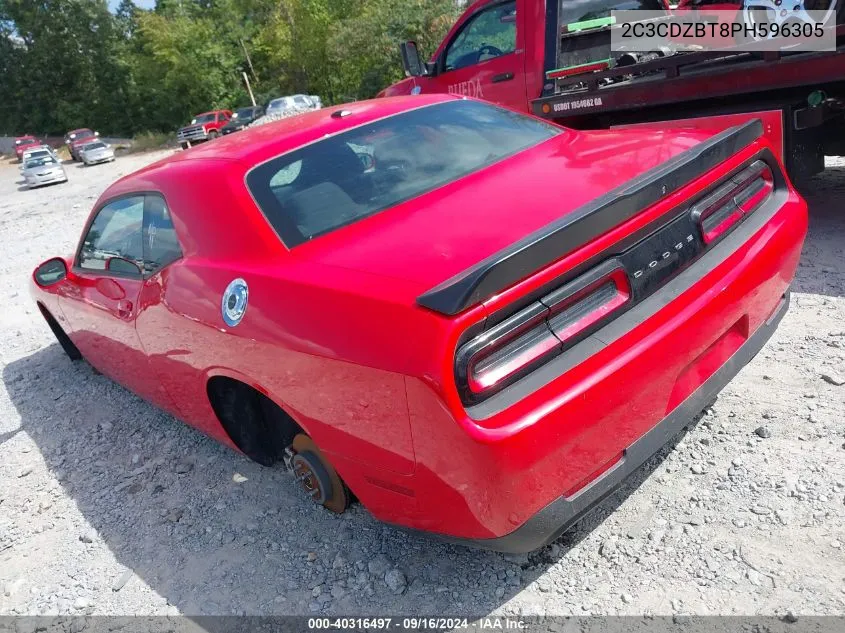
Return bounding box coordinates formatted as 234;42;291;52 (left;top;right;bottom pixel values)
31;95;806;552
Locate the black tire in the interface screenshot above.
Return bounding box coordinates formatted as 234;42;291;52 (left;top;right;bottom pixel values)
180;142;189;150
208;130;219;140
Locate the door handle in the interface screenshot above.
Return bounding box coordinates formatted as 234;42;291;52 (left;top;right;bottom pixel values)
117;300;133;319
492;72;514;83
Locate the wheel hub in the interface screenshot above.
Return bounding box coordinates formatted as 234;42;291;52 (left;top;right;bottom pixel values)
291;451;331;505
289;434;349;513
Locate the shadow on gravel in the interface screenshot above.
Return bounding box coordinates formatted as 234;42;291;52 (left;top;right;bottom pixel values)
793;164;845;298
2;343;693;616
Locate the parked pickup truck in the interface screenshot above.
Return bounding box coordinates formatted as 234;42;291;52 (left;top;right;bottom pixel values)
64;128;100;161
382;0;845;180
177;110;232;149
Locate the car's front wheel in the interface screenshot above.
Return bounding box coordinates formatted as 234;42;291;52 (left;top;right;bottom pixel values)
208;130;219;140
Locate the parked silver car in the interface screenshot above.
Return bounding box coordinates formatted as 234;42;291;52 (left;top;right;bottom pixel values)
251;94;323;128
21;146;58;163
78;140;115;166
21;154;67;189
265;94;321;116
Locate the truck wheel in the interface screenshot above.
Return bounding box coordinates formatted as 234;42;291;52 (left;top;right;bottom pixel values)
208;130;219;140
180;142;189;150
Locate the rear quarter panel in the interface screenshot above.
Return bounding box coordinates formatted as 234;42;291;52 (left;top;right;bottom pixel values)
136;163;421;476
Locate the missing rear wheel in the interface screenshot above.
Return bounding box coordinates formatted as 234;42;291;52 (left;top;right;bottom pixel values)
291;434;349;514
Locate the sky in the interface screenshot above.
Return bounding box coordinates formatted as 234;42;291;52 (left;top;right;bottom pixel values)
107;0;156;11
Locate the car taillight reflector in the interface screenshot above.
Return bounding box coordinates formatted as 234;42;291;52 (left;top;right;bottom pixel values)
458;262;631;401
693;160;774;244
468;318;560;394
543;266;631;343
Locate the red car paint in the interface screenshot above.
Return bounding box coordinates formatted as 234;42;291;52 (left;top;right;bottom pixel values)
31;95;807;551
14;135;41;160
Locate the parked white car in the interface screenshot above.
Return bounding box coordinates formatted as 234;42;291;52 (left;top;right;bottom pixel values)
21;154;67;189
78;140;115;166
248;94;324;128
265;94;322;116
21;146;58;163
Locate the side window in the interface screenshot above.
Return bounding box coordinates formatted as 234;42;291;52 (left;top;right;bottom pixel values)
143;195;183;275
78;196;145;274
444;1;517;72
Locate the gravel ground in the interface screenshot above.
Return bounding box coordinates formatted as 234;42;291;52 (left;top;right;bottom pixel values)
0;151;843;619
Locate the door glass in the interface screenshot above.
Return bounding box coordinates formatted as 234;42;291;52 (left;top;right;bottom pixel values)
143;196;183;275
78;196;145;272
444;1;517;72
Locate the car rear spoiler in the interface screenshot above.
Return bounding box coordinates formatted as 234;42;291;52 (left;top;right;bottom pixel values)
416;118;764;316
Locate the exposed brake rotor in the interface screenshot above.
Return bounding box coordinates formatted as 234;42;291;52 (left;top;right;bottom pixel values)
290;433;349;513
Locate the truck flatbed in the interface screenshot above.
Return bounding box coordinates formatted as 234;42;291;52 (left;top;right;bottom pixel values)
533;26;845;120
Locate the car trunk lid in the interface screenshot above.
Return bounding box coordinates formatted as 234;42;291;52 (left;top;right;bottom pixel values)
296;125;752;311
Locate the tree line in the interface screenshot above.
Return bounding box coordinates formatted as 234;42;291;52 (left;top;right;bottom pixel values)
0;0;461;136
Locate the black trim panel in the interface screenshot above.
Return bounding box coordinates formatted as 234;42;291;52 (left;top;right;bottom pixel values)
416;119;764;316
443;290;790;553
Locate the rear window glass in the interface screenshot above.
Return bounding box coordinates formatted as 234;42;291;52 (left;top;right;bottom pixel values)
246;99;560;247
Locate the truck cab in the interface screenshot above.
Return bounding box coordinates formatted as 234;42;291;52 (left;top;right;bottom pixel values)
379;0;667;112
381;0;845;180
379;0;539;112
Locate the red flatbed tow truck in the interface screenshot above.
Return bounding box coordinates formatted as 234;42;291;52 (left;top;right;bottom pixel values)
382;0;845;180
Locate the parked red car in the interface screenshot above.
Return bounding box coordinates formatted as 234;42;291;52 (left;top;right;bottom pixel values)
14;135;41;161
65;128;99;161
31;95;806;552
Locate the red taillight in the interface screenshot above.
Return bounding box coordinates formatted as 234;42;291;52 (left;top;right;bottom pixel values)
457;262;631;402
544;266;630;342
693;160;774;244
467;309;560;394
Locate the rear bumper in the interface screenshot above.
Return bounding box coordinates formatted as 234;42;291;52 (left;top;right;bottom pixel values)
363;183;806;549
462;290;789;553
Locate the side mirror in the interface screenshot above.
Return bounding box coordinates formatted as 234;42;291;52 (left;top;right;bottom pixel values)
34;258;68;287
400;41;427;77
106;256;142;276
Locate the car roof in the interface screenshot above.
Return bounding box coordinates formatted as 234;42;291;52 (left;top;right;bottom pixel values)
16;135;37;141
68;128;92;134
103;95;465;203
167;95;461;166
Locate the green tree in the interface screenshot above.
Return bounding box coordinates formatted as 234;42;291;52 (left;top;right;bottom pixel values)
0;0;463;136
327;0;459;101
0;0;129;135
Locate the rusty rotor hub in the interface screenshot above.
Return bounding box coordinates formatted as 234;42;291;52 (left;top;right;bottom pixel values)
290;434;348;513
